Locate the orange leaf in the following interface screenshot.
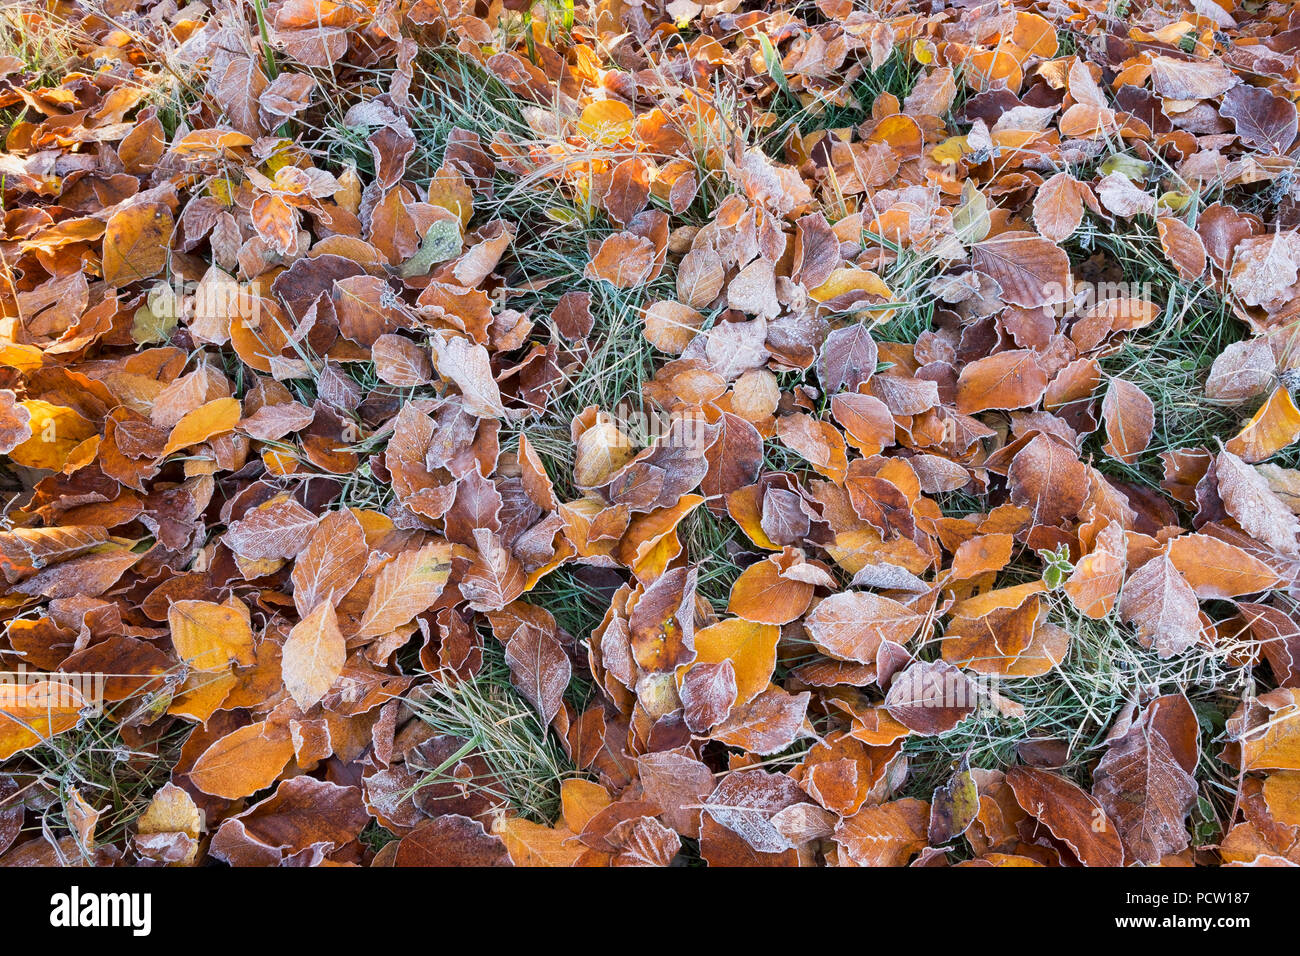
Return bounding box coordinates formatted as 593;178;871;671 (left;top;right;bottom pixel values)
955;349;1048;414
1226;386;1300;462
102;201;173;286
728;556;816;625
163;397;240;455
189;720;295;800
1100;377;1154;465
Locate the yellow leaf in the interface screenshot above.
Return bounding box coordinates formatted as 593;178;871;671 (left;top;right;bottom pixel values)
168;599;255;670
492;816;585;866
163;397;240;455
1227;387;1300;462
102;201;173;286
0;680;85;759
8;400;96;470
686;618;780;705
577;100;634;145
282;601;346;709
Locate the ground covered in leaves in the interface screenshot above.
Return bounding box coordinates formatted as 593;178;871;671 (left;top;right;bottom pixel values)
1;0;1300;868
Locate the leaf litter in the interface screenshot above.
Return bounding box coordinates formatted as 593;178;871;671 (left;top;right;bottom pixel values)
0;0;1298;868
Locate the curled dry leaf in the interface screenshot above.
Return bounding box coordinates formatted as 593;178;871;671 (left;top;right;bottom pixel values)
1156;216;1207;281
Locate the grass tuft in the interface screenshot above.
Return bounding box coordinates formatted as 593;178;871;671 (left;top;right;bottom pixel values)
11;713;187;857
902;591;1251;845
404;646;579;824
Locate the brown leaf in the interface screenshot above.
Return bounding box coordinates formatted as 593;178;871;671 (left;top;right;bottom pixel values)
461;529;526;612
395;815;512;866
1149;55;1237;100
676;245;725;308
432;333;505;419
224;493;317;560
1220;83;1298;152
1008;434;1088;529
636;750;715;839
1236;689;1300;771
1118;554;1202;658
504;625;571;725
703;768;805;854
971;231;1071;308
1156;216;1207;281
0;390;32;455
1229;235;1300;314
727;555;816;625
1064;522;1127;618
680;659;737;733
210;776;367;864
727;258;778;319
291;508;368;616
585;232;656;288
1006;766;1124;866
818;325;878;395
1100;377;1154;465
1092;696;1197;864
884;660;978;734
1205;339;1276;404
333;275;400;346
